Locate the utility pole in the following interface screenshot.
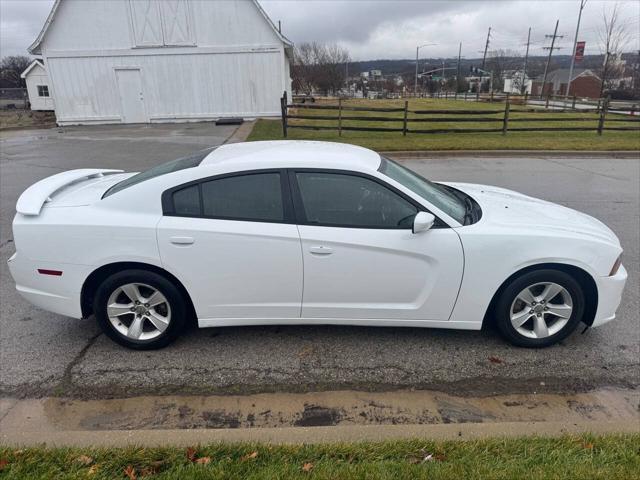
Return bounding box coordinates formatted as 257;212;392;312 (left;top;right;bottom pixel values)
481;27;491;70
521;27;531;94
565;0;587;105
456;42;462;92
540;20;563;98
414;43;437;95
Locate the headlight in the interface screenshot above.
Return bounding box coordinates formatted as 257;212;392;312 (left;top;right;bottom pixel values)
609;255;622;276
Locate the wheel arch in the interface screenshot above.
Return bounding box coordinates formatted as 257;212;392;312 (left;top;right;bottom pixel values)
483;262;598;328
81;262;197;322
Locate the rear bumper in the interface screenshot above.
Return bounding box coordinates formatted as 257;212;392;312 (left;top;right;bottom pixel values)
7;252;87;318
591;264;627;327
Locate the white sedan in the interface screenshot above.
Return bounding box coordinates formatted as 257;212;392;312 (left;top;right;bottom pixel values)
9;141;627;349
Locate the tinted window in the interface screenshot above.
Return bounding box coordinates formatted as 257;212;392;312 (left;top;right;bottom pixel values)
103;148;214;198
173;184;200;216
296;172;417;228
201;173;283;222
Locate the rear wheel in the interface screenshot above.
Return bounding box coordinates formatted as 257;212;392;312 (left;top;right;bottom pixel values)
94;270;186;350
495;269;585;348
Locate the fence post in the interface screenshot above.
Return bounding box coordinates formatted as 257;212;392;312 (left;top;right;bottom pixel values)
502;98;510;135
596;98;601;113
572;95;577;110
402;100;408;136
597;96;609;136
524;91;528;106
545;94;550;109
280;91;288;138
338;97;343;137
464;92;467;101
490;91;494;102
476;91;480;102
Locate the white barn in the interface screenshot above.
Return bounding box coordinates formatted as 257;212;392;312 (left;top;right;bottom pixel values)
20;59;55;111
29;0;293;125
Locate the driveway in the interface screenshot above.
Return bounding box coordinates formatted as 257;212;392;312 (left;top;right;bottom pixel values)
1;124;638;399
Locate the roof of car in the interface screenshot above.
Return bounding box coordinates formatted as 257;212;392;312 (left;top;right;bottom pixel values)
200;141;382;171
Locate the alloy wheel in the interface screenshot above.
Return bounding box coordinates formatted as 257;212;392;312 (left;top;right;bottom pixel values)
107;283;171;341
509;282;573;339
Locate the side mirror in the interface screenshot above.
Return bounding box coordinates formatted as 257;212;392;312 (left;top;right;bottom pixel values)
412;211;435;234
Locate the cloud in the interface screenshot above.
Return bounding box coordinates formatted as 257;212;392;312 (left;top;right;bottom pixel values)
1;0;638;60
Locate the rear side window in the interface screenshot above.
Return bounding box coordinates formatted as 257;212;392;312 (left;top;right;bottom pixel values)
166;172;285;223
202;173;283;222
173;185;200;216
103;148;214;198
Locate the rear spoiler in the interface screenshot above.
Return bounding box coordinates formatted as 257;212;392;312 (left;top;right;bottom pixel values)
16;169;124;216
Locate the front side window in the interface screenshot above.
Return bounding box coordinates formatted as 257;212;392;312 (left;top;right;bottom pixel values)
37;85;49;97
295;172;417;228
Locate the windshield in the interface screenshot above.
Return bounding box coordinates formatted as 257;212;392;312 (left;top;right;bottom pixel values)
103;148;215;198
378;156;466;224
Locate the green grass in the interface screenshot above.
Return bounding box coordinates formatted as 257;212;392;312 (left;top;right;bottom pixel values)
2;434;639;479
247;99;640;151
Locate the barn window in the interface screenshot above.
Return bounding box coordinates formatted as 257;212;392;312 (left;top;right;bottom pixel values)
37;85;49;97
129;0;195;47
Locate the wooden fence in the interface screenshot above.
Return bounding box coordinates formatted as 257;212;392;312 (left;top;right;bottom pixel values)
279;92;640;138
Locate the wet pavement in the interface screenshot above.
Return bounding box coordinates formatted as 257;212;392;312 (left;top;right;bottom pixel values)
1;123;639;401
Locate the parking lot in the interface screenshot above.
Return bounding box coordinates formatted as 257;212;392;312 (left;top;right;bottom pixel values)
1;123;638;399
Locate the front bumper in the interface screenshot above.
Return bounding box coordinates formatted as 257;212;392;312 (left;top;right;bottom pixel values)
7;251;87;319
591;264;627;327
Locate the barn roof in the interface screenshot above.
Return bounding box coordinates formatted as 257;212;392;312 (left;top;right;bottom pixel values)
20;59;45;79
535;68;600;83
28;0;293;55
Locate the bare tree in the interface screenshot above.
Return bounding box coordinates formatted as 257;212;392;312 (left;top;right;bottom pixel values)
486;49;521;92
598;3;630;97
0;55;31;88
292;42;350;95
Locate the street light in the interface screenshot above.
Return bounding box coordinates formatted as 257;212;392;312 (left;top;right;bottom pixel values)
415;43;437;96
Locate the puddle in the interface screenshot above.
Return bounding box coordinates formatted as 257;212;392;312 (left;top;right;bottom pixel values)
1;387;637;432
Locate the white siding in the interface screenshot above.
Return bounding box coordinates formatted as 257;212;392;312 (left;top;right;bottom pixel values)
38;0;290;125
47;50;285;124
24;63;55;111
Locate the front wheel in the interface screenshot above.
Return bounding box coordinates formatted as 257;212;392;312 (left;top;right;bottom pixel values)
495;269;585;348
94;270;187;350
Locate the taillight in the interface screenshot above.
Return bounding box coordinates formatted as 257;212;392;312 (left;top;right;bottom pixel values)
609;256;622;276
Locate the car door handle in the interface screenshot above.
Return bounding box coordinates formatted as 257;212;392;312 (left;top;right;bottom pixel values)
170;236;194;245
309;246;332;255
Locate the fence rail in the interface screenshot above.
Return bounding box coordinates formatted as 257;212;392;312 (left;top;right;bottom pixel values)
280;91;639;138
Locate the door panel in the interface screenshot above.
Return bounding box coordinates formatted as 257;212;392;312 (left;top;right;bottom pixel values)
115;69;147;124
298;225;463;320
158;217;303;319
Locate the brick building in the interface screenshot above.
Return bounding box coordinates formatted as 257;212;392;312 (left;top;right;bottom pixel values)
531;69;602;98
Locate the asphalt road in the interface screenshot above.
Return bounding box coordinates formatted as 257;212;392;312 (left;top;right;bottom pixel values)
1;124;638;399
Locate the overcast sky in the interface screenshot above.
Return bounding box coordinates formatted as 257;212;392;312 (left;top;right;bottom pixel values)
1;0;638;60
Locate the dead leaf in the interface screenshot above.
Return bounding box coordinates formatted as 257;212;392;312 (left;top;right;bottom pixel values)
434;453;447;462
123;465;137;480
488;356;503;364
88;464;99;475
583;442;594;450
241;451;258;461
195;457;211;465
186;447;197;462
0;459;9;470
75;455;94;465
302;462;314;472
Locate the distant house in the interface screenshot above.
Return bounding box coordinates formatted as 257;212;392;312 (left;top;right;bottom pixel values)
502;70;532;94
21;59;54;111
531;69;601;98
28;0;293;125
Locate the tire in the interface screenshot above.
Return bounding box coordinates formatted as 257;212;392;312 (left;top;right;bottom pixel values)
494;269;585;348
94;269;187;350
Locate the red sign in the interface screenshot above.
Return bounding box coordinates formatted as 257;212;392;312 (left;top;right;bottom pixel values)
575;41;586;61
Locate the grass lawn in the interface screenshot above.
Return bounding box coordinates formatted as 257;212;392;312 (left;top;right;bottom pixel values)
247;99;640;151
0;110;57;131
1;434;639;479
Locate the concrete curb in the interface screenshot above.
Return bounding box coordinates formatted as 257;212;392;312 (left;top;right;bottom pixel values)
224;120;256;144
382;150;640;159
2;420;637;447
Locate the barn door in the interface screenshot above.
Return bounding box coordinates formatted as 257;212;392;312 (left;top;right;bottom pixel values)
115;69;148;124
